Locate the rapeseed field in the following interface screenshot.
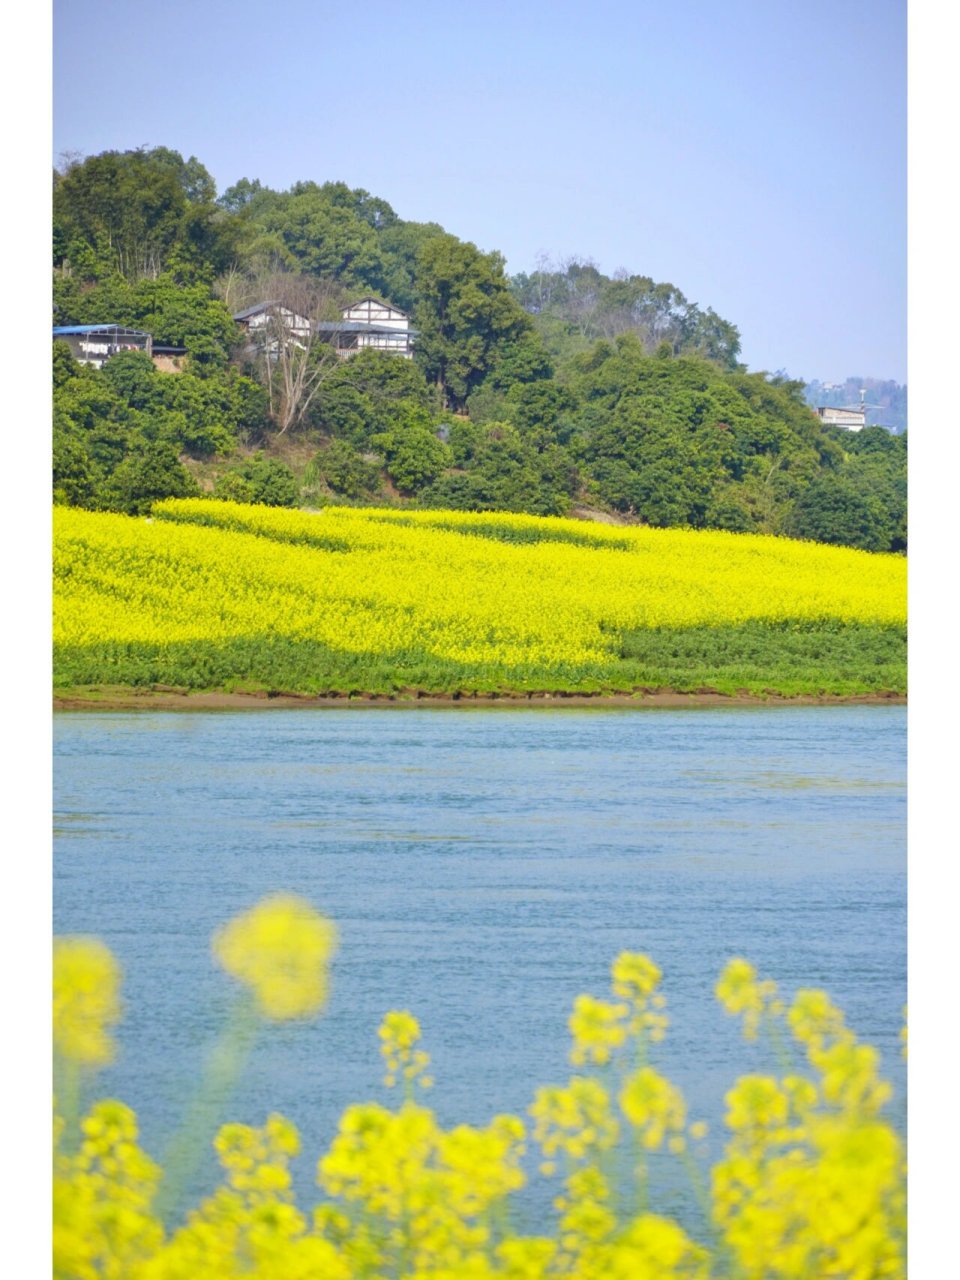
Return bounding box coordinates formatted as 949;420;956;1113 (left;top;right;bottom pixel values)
53;500;907;696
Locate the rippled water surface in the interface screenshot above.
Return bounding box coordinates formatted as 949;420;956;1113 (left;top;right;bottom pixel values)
54;706;906;1209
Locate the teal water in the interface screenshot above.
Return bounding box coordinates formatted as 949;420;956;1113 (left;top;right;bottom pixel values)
53;706;906;1218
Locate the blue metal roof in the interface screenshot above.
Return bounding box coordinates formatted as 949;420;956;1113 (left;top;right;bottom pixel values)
53;324;150;336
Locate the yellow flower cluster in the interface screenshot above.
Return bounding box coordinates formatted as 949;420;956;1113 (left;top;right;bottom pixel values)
712;963;906;1278
530;1077;620;1170
378;1009;433;1091
212;895;337;1020
620;1067;687;1152
318;1102;527;1272
53;500;906;687
53;938;122;1066
569;952;669;1068
715;957;783;1040
54;1100;162;1280
52;903;906;1279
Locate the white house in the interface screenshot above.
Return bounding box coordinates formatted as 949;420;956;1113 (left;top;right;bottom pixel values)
233;302;312;342
815;406;866;432
316;297;417;359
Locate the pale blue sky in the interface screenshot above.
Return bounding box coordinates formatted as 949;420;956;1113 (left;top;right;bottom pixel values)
53;0;906;382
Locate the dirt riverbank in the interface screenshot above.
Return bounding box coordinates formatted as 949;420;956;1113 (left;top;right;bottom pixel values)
53;687;906;711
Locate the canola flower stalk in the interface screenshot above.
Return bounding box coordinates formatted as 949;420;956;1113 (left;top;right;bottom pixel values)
53;900;906;1278
155;895;337;1225
53;937;123;1154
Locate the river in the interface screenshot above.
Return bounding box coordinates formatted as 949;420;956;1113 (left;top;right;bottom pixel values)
53;705;906;1217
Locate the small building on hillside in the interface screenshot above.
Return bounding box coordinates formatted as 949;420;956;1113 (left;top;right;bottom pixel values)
53;324;152;368
815;405;866;432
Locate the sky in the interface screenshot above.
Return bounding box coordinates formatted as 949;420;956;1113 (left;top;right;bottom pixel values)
51;0;906;383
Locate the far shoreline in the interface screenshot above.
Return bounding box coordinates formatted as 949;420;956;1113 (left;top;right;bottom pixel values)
53;687;907;712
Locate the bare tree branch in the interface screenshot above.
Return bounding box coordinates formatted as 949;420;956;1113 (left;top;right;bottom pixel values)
241;273;345;434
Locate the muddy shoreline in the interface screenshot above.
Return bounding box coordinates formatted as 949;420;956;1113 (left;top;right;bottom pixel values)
53;687;906;711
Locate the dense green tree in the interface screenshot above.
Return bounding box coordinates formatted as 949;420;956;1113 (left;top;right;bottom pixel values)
412;235;546;409
786;474;895;551
426;421;575;516
100;441;198;515
511;259;741;368
238;185;386;286
53;372;131;473
217;178;264;213
306;440;381;499
213;455;298;507
372;408;452;494
98;350;267;455
53;148;237;282
374;221;448;312
506;381;580;446
52;340;81;390
53;425;100;507
308;350;436;448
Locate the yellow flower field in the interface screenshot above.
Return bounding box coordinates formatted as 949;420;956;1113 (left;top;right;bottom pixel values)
53;500;907;696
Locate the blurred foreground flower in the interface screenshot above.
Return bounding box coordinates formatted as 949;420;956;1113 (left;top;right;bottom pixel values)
212;894;338;1020
51;908;905;1279
53;938;121;1066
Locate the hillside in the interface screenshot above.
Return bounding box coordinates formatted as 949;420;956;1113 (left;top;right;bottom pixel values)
52;147;906;553
54;501;906;701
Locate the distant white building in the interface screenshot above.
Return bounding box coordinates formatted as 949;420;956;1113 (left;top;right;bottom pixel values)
815;405;866;432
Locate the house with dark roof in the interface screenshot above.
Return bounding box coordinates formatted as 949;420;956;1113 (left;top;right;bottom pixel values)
233;302;313;342
316;297;417;359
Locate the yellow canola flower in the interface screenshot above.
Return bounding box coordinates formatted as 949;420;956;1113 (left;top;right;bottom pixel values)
715;958;760;1014
716;959;780;1040
530;1077;620;1164
601;1213;711;1279
788;986;848;1050
620;1067;687;1151
379;1009;432;1088
724;1075;790;1134
54;1099;163;1279
212;895;337;1020
53;937;122;1067
568;994;630;1066
611;951;662;1003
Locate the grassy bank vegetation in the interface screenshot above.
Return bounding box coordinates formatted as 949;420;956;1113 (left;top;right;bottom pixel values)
54;500;906;699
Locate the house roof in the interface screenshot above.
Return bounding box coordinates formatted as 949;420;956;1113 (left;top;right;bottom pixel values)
53;324;151;337
315;320;419;335
345;295;407;315
232;302;281;321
